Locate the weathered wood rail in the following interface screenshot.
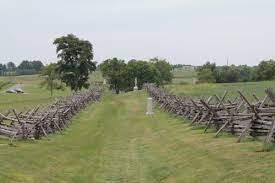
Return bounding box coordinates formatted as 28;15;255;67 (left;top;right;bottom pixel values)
144;83;275;143
0;87;102;140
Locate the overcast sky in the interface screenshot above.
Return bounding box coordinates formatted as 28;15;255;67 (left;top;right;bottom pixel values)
0;0;274;66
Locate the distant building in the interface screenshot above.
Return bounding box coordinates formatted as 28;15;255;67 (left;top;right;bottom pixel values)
173;65;196;71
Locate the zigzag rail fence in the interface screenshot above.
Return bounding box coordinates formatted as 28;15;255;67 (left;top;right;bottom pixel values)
0;87;102;142
144;83;275;144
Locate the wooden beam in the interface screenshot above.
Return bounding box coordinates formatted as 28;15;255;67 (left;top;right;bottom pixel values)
237;120;253;143
217;90;228;108
238;90;260;119
215;119;231;137
264;116;275;144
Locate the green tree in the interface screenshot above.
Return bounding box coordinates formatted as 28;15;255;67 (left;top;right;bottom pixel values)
257;60;275;80
100;58;172;93
150;57;173;84
126;60;161;88
53;34;96;91
40;63;64;96
197;62;216;83
6;62;16;72
99;58;128;94
32;60;44;72
16;60;38;75
17;60;33;70
238;65;257;82
0;64;7;76
197;68;216;83
215;65;240;83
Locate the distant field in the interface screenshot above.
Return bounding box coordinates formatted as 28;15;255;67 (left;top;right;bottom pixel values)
0;72;103;112
166;81;275;101
172;68;197;84
170;67;275;101
0;75;71;111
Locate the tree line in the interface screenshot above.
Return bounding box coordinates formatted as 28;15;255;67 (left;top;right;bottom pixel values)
0;60;44;76
99;57;173;94
41;34;173;96
197;60;275;83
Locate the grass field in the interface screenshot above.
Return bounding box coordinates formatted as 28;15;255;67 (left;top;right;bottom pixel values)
166;81;275;101
172;69;197;84
1;74;275;182
0;75;71;111
170;68;275;101
0;71;101;111
0;91;274;182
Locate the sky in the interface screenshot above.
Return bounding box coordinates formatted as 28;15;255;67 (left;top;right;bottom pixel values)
0;0;275;66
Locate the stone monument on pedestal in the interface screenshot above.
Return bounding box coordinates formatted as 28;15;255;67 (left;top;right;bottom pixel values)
192;78;196;85
146;97;154;115
133;77;138;91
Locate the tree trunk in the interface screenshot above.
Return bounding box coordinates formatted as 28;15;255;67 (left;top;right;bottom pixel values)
116;88;120;94
50;80;53;97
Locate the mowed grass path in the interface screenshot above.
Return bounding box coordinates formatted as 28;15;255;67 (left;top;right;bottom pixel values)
1;91;275;182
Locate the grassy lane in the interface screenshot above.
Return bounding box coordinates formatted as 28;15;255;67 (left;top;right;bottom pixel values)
0;91;275;182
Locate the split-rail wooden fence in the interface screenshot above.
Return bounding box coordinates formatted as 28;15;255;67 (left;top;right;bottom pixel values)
144;83;275;143
0;87;102;141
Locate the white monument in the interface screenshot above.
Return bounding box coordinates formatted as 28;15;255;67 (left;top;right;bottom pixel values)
146;97;154;115
192;78;196;85
133;77;138;91
103;79;107;85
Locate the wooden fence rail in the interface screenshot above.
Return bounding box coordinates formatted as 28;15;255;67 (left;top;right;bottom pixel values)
0;87;102;141
144;83;275;143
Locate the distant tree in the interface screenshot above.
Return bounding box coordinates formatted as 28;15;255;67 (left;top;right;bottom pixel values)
0;64;7;76
256;60;275;80
99;58;128;94
100;58;174;93
17;60;32;70
32;60;44;72
225;66;240;83
196;62;217;83
215;65;240;83
53;34;96;91
16;60;44;75
197;62;216;73
6;62;16;72
238;65;257;82
40;63;64;96
16;60;36;75
150;57;173;84
197;68;216;83
126;60;161;88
